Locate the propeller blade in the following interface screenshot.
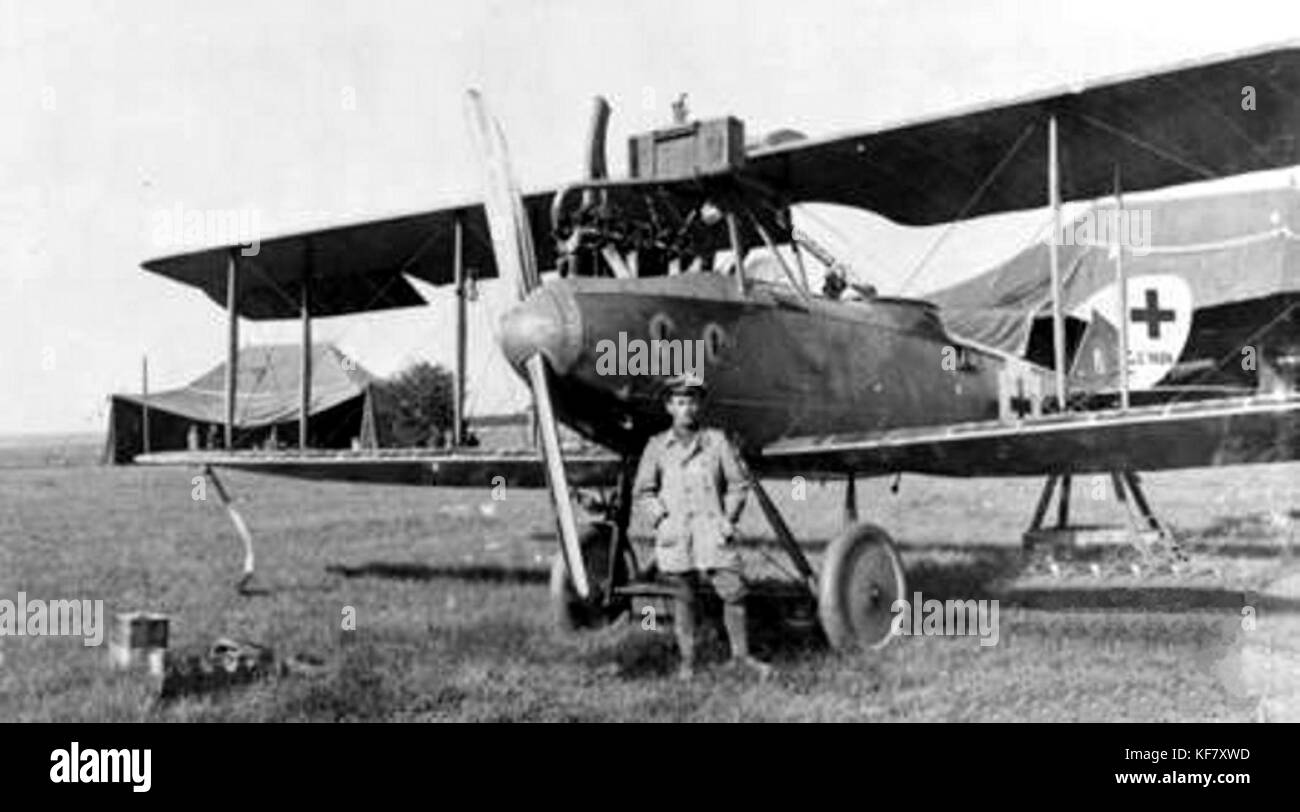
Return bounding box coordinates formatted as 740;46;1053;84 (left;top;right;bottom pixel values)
464;89;540;299
465;90;590;600
527;354;590;599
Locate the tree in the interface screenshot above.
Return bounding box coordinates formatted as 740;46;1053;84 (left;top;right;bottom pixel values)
373;361;455;448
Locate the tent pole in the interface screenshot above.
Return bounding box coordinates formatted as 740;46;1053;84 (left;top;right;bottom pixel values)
362;384;378;449
1047;115;1068;409
141;354;150;455
225;251;239;450
1114;164;1130;412
300;261;312;451
453;213;466;448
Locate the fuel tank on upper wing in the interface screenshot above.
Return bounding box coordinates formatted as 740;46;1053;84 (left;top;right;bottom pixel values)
497;272;1005;456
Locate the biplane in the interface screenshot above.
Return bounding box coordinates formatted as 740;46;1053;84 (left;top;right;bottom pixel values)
137;42;1300;651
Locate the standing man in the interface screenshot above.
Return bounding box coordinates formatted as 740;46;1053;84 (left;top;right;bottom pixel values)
632;374;772;681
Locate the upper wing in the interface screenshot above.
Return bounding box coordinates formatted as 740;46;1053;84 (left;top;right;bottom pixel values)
140;179;771;320
135;449;622;488
741;42;1300;224
141;193;556;320
141;43;1300;317
756;395;1300;478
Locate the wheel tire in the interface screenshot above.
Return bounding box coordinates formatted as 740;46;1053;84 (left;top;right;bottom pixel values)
818;522;907;652
549;522;634;633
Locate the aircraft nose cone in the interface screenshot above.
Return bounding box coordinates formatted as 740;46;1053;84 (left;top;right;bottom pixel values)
498;283;583;376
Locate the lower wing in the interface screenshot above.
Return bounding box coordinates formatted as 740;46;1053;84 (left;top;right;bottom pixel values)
134;448;622;488
757;394;1300;478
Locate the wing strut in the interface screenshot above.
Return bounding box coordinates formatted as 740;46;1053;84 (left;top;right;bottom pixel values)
1047;115;1068;407
300;255;312;450
1114;165;1131;412
452;213;467;446
224;251;239;449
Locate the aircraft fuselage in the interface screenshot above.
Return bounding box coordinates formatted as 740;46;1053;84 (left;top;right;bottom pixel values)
498;272;1004;458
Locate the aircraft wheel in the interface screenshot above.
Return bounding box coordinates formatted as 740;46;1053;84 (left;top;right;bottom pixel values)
550;522;634;633
818;522;907;651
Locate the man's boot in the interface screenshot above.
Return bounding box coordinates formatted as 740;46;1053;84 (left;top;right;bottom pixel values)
674;586;697;681
723;601;772;680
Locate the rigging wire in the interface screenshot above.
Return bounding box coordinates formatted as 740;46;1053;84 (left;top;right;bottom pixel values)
896;121;1039;296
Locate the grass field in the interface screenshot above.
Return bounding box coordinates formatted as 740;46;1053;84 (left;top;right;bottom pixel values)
1;443;1296;722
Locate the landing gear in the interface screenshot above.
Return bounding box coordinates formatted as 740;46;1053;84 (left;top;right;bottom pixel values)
549;521;638;632
1021;470;1188;579
818;522;908;651
549;468;912;656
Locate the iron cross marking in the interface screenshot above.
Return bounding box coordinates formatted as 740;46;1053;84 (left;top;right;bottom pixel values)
1130;288;1176;339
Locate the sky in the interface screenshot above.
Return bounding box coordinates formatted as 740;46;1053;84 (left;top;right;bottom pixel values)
1;0;1298;435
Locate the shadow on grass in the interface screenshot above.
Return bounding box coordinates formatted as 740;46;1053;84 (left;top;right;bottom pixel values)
902;550;1300;613
532;530;1029;556
1192;512;1294;534
278;639;466;722
422;618;552;662
325;561;548;585
276;619;560;720
1178;542;1296;558
597;579;828;680
1178;511;1296;554
529;529;841;553
996;587;1300;613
